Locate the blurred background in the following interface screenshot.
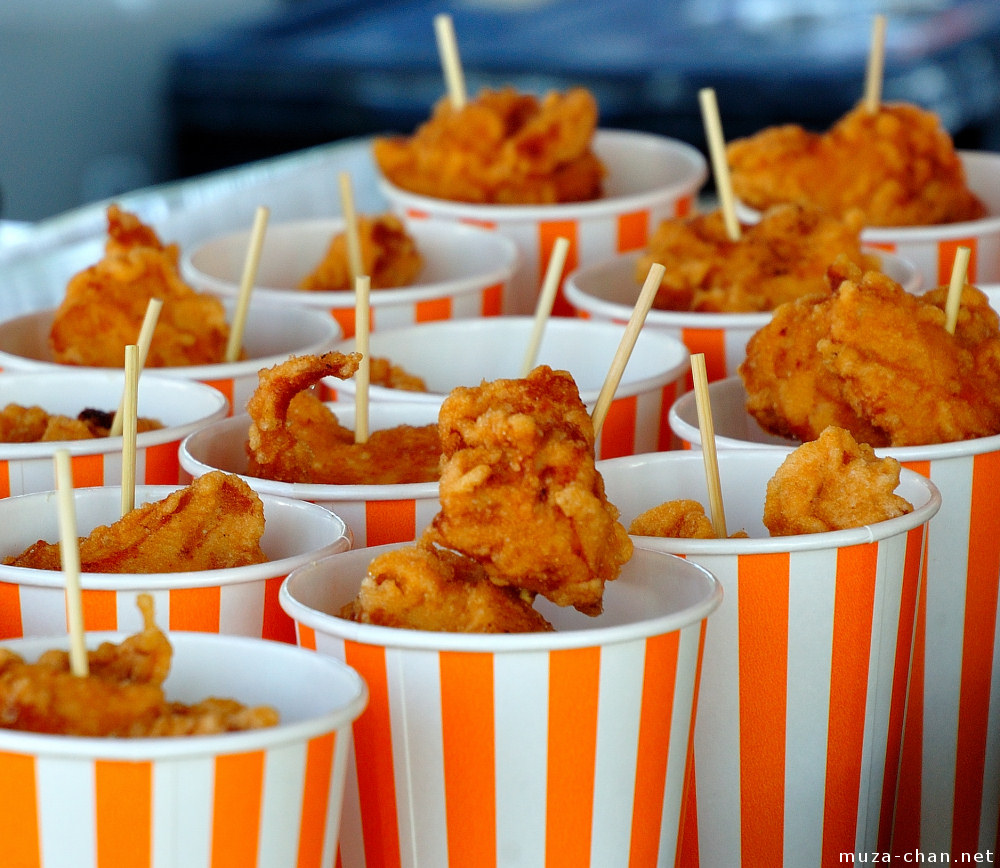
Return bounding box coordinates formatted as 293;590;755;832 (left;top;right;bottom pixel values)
3;0;1000;223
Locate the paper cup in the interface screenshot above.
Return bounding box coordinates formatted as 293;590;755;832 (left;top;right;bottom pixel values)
0;629;368;868
737;151;1000;288
670;376;1000;858
0;300;341;415
598;448;941;865
280;542;722;868
564;247;921;382
378;129;708;316
179;402;441;547
0;484;352;644
329;316;690;457
181;217;519;338
0;371;228;493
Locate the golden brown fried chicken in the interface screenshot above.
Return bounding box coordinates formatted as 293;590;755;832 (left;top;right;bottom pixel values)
727;102;986;226
423;365;632;616
50;206;233;368
763;427;913;536
368;356;428;392
636;204;879;312
299;214;424;291
340;542;553;633
4;471;266;573
0;594;278;737
629;499;719;538
741;265;1000;446
245;352;440;484
373;87;605;204
0;403;163;442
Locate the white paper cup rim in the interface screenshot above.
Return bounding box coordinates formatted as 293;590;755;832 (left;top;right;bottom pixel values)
0;630;368;759
182;217;520;306
564;247;921;328
377;128;708;221
670;375;1000;460
331;316;690;404
280;543;723;653
600;448;942;555
0;372;229;458
0;485;352;589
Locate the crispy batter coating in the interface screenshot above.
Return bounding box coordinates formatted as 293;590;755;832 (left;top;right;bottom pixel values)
636;203;879;312
298;214;424;291
423;365;632;616
0;403;163;442
245;352;440;484
50;206;233;367
368;356;428;392
629;500;718;538
373;87;605;204
340;541;553;633
727;102;986;226
740;265;1000;446
0;595;278;737
4;471;266;573
763;427;913;536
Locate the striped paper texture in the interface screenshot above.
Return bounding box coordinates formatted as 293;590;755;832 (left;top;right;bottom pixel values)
297;619;708;868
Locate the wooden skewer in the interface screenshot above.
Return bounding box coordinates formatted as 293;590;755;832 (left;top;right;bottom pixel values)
520;237;570;377
339;172;364;284
698;87;741;242
434;13;467;110
120;345;139;517
54;449;88;677
224;205;270;363
691;353;727;538
864;14;887;114
109;297;162;437
591;262;665;438
945;245;971;335
354;274;371;444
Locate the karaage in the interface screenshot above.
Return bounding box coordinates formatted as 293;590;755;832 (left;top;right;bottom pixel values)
373;87;605;204
0;403;163;442
423;365;632;616
50;205;232;367
727;101;986;226
4;471;267;573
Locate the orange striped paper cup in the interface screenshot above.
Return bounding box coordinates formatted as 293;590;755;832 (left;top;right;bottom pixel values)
564;248;922;384
378;129;707;316
0;371;228;493
280;544;722;868
328;317;690;457
178;403;441;547
0;629;368;868
181;217;517;339
735;151;1000;289
668;376;1000;859
598;449;942;866
0;484;351;644
0;300;340;417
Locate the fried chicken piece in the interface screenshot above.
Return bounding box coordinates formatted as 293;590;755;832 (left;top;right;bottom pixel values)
763;427;913;536
50;205;232;368
636;203;879;312
368;356;428;392
373;87;605;204
727;102;986;226
424;365;632;616
245;352;440;484
741;264;1000;446
0;594;278;737
4;471;266;573
0;403;163;442
340;542;553;633
298;214;424;291
629;499;718;538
